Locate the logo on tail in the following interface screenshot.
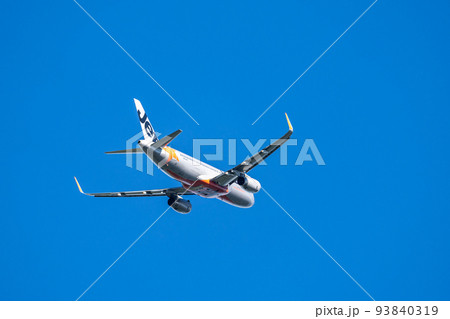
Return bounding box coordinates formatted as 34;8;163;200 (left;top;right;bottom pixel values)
134;98;158;143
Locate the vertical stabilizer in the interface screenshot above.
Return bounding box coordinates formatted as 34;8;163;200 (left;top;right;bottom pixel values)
134;98;158;143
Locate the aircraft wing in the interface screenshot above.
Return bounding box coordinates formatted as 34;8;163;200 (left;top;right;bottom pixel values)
74;177;194;197
211;113;293;187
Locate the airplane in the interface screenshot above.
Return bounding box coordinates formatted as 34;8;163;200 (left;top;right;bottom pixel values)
74;99;293;213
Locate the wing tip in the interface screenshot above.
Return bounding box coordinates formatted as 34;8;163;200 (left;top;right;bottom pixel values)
285;113;293;132
74;176;90;196
74;176;83;193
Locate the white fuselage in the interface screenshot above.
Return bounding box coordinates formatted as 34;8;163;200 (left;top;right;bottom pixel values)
139;141;255;208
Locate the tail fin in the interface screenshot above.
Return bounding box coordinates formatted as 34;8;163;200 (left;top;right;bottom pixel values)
134;98;158;143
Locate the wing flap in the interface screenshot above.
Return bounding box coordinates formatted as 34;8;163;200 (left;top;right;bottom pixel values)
212;172;239;186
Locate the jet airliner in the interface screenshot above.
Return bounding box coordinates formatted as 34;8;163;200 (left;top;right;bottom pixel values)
75;99;293;213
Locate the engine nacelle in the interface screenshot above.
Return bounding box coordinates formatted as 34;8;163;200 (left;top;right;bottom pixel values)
236;175;261;193
168;196;192;214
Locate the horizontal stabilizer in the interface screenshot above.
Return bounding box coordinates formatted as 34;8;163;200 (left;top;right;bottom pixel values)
105;148;144;154
106;130;181;154
145;129;182;149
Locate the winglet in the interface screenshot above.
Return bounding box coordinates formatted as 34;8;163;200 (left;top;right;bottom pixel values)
285;113;293;132
74;177;89;196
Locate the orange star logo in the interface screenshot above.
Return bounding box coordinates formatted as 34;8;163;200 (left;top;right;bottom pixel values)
163;146;179;162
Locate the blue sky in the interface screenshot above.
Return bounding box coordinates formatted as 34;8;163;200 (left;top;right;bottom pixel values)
1;0;450;300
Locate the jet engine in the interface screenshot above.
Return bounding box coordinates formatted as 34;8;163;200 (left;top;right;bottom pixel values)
236;174;261;193
168;196;192;214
